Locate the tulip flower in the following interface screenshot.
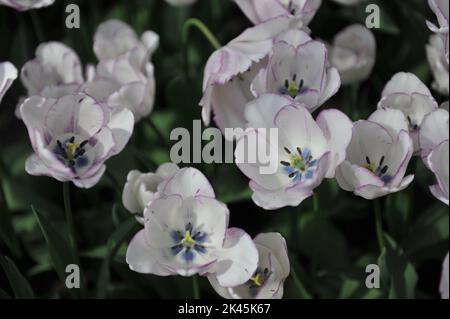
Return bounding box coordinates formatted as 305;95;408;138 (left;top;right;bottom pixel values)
426;35;449;96
0;61;17;104
427;0;449;60
426;140;449;205
20;93;134;188
200;16;295;132
93;20;159;63
122;163;180;220
235;94;352;210
419;108;449;161
251;30;340;113
126;168;259;287
234;0;321;26
378;72;438;152
419;106;449;204
20;42;84;97
0;0;54;11
92;20;158;122
209;232;289;299
336;108;414;199
329;24;376;85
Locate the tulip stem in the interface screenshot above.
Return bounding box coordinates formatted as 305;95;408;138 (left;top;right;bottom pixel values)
373;199;385;252
192;275;201;299
182;18;221;50
63;182;79;265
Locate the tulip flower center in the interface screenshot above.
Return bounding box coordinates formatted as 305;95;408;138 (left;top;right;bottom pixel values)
364;156;392;183
280;146;317;183
279;74;306;99
171;222;207;263
282;0;298;15
407;116;420;131
53;135;90;173
248;267;271;296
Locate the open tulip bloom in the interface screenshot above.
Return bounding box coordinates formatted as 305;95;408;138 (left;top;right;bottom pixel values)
200;16;295;132
209;232;290;299
235;94;352;210
126;168;259;287
234;0;322;26
20;93;134;188
378;72;438;153
419;108;449;204
200;20;340;133
251;30;340;113
0;61;17;104
336;108;415;200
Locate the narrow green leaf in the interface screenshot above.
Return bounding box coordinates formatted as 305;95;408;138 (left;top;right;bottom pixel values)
96;217;138;298
0;202;21;257
0;287;11;299
402;206;449;255
32;206;78;297
0;255;34;299
378;235;418;299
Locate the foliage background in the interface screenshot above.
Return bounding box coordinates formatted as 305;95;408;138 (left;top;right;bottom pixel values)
0;0;448;299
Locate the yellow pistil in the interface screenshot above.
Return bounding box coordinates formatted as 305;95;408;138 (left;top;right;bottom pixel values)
66;142;80;160
250;273;263;287
364;162;376;173
287;82;299;98
181;230;196;247
290;153;302;166
290;153;307;172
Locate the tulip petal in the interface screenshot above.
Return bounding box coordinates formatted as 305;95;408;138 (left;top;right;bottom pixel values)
204;228;258;288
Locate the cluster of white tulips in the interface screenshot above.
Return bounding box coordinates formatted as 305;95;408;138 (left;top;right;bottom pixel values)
0;0;448;299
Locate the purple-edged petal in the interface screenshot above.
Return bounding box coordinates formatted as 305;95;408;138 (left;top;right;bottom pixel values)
0;61;17;103
427;140;449;205
368;108;409;138
126;229;175;276
316;109;353;178
160;167;215;199
204;228;258;288
420;109;449;160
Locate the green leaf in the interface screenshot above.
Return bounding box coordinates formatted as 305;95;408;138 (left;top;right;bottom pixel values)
32;207;78;296
96;217;138;298
0;197;21;257
0;255;34;299
0;287;11;299
402;205;449;255
2;177;60;213
378;235;418;299
297;211;350;270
